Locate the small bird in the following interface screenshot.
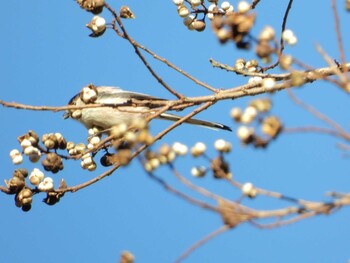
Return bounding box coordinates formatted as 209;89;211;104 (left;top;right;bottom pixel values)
63;85;232;132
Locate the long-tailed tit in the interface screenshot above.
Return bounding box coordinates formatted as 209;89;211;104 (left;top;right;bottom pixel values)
63;85;232;132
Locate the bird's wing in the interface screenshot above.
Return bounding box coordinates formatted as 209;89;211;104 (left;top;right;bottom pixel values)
96;86;166;107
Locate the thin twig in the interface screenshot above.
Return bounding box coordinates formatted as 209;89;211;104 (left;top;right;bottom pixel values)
169;163;226;202
250;211;316;229
331;0;349;83
173;225;231;263
283;126;350;141
292;57;344;87
315;44;348;86
147;171;218;212
262;0;294;71
287;89;350;139
136;43;218;93
226;177;302;203
104;3;184;99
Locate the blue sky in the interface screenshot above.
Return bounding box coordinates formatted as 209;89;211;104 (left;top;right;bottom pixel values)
1;1;350;262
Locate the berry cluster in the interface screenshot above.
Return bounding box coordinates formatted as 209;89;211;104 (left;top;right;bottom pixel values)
231;98;282;148
142;139;232;180
76;1;136;37
173;1;256;48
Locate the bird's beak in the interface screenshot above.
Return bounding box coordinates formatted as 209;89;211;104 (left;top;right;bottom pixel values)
63;111;70;119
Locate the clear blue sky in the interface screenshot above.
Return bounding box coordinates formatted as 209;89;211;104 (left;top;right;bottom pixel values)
1;1;350;262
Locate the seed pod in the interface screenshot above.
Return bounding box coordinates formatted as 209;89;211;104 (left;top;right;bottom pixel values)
80;84;98;103
28;130;39;146
241;182;257;198
7;176;25;193
211;156;230;179
20;139;32;148
42;153;64;173
120;251;135;263
55;133;67;149
193;20;206;32
178;5;190;17
120;6;136;19
86;16;107;37
256;40;273;60
38;177;54;192
237;1;250;14
191;166;207;177
17;188;33;205
100;153;115;167
261;116;282;138
22;204;32;212
214;139;232;153
76;0;105;14
13;168;28;179
191;142;206;157
237;126;255;144
230;107;242;122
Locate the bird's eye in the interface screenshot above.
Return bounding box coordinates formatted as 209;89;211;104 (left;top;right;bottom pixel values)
67;95;79;105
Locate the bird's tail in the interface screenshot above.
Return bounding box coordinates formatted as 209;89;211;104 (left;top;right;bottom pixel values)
159;113;232;132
